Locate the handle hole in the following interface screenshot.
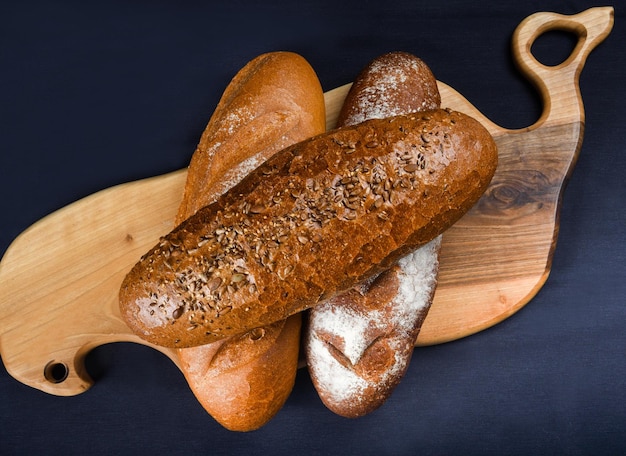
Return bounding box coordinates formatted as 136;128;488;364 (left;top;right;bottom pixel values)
531;30;579;67
44;361;69;384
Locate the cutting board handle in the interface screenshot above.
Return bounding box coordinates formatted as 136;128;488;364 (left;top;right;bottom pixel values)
512;7;614;127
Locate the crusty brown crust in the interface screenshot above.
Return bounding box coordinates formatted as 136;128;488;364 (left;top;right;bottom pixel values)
176;52;325;219
337;51;441;126
305;238;440;418
171;52;325;431
119;109;498;348
306;51;443;418
178;314;302;431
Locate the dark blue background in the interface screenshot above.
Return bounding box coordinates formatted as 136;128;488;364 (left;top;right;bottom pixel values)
1;1;624;455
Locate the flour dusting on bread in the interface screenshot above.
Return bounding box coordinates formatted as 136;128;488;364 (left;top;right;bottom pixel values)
339;52;441;126
306;237;441;410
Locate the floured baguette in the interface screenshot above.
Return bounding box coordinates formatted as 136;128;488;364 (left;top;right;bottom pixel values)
119;108;497;348
306;239;440;417
174;52;325;431
305;52;443;418
336;51;441;126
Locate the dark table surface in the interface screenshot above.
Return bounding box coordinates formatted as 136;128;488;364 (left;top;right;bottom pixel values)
1;1;624;455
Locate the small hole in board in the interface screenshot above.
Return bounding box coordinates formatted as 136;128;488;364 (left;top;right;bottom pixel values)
44;361;69;384
531;30;579;67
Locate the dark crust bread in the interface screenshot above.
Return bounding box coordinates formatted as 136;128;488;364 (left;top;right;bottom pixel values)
305;238;440;418
337;51;441;126
306;51;443;418
119;110;498;348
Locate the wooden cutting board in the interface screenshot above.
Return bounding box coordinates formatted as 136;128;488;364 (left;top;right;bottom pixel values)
0;7;614;396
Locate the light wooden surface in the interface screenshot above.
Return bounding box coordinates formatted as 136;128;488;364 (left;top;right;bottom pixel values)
0;7;613;396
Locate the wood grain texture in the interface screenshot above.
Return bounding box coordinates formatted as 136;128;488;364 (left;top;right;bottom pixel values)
0;7;613;396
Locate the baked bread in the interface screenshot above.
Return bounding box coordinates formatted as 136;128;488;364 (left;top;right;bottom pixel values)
305;52;443;417
174;52;325;431
336;51;441;126
119;109;498;348
176;52;325;217
178;316;302;431
305;240;440;417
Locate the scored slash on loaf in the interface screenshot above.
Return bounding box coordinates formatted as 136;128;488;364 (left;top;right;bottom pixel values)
119;109;498;348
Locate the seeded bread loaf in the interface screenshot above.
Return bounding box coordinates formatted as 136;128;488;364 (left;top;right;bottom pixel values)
305;52;443;418
119;109;497;348
174;52;325;431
